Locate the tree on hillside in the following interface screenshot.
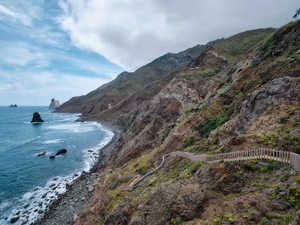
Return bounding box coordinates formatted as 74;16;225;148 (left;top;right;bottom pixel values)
293;8;300;19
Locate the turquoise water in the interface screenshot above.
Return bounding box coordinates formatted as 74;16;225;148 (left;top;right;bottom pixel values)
0;106;113;224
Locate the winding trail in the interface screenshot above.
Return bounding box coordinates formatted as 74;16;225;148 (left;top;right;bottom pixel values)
130;148;300;189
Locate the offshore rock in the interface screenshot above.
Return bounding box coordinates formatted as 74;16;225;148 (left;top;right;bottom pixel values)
49;98;60;109
31;112;44;123
55;149;67;156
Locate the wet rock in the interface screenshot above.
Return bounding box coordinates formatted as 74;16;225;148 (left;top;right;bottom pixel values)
49;156;55;159
10;216;20;223
55;149;67;156
37;152;46;157
31;112;44;123
24;204;30;209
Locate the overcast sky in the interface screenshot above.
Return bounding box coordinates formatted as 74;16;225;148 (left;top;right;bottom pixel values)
0;0;298;106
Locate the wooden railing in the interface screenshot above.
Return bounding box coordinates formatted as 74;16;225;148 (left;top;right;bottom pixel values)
130;148;300;190
171;148;300;171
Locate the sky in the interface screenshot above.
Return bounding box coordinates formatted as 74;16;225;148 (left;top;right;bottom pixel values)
0;0;299;106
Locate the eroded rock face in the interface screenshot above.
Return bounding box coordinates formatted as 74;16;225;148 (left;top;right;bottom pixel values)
104;182;208;225
49;98;60;109
211;76;300;146
235;76;300;134
31;112;44;123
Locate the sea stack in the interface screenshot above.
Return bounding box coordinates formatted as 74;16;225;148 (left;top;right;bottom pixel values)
31;112;44;123
49;98;60;109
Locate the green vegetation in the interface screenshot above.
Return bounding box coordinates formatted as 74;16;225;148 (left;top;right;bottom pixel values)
171;216;183;225
280;172;290;182
260;132;300;153
281;211;300;224
249;59;260;68
260;217;269;225
223;213;234;223
197;108;232;138
286;186;300;208
262;36;276;59
139;163;148;175
234;169;248;180
183;136;196;148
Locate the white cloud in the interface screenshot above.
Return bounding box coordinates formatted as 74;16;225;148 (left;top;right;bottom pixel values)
0;41;48;67
58;0;299;71
0;4;32;26
0;67;110;106
0;83;20;92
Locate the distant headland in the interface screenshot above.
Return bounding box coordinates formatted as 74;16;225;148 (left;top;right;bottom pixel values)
8;104;17;107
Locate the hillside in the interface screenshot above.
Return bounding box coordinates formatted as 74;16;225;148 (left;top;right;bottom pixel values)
57;21;300;224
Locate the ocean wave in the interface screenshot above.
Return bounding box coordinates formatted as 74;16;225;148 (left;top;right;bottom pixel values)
47;122;97;133
43;139;62;144
82;124;114;172
1;122;114;225
1;173;80;225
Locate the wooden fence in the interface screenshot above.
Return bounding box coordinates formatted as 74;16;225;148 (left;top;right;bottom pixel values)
171;148;300;171
130;148;300;190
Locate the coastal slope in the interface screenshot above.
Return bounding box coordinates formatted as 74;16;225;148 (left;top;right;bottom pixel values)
57;21;300;224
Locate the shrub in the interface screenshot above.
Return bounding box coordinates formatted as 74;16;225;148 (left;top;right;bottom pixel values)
260;217;269;225
139;163;148;175
183;136;195;148
197;109;232;138
234;170;248;180
171;216;183;225
280;173;290;182
249;59;260;68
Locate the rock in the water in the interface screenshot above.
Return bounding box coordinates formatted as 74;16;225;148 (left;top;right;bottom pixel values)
37;152;46;156
49;98;60;109
10;216;20;223
31;112;44;123
49;156;55;159
55;149;67;156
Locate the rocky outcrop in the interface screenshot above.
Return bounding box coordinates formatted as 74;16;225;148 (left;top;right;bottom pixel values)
9;104;17;107
31;112;44;123
49;98;60;109
104;182;208;225
55;149;67;156
37;152;46;156
211;76;300;147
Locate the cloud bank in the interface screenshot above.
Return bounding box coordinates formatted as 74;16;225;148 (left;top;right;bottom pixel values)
58;0;299;71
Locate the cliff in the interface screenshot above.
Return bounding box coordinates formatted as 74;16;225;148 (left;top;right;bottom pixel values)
49;98;60;109
58;21;300;224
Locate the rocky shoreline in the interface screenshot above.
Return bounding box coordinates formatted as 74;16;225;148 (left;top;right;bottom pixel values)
33;123;121;225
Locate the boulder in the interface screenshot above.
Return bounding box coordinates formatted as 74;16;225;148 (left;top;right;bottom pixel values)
10;216;20;223
49;98;60;109
31;112;44;123
55;149;67;156
49;156;55;159
37;152;46;156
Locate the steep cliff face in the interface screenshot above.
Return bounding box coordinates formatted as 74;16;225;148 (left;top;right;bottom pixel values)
56;44;206;115
64;21;300;224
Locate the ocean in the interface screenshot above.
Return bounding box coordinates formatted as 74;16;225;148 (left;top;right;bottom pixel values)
0;106;114;224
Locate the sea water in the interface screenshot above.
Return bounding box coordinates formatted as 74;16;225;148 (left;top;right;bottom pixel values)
0;106;114;224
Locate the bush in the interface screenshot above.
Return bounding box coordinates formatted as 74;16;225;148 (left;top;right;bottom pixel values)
183;136;195;148
197;109;232;138
234;170;248;180
139;163;148;175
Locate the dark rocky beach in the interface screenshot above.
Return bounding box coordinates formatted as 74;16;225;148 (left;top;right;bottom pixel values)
33;123;121;225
